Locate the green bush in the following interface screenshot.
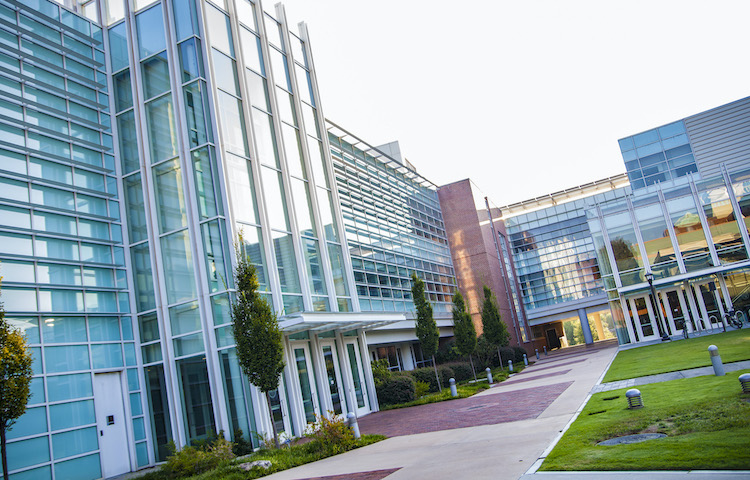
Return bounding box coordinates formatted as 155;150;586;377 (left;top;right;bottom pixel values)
443;362;473;381
371;358;391;386
408;366;455;392
512;346;528;363
161;435;235;478
376;374;415;405
414;380;430;397
305;412;356;455
435;338;462;364
232;429;254;456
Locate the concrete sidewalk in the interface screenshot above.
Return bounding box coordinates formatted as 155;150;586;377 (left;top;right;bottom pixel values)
591;359;750;393
263;347;619;480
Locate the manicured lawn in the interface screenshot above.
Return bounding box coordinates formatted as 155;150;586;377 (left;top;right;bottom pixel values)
541;370;750;471
603;328;750;382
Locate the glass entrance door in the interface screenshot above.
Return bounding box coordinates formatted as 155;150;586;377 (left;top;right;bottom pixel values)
345;340;369;416
266;375;291;440
292;344;319;424
629;296;658;341
321;343;345;415
662;289;689;334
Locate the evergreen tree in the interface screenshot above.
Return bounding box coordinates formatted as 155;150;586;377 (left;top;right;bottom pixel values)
231;241;285;448
1;284;33;479
481;286;510;368
411;273;441;391
452;291;478;380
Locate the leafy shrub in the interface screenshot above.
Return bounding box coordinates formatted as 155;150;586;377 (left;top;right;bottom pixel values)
376;374;415;405
474;335;500;369
512;346;528;363
305;412;356;455
443;362;473;381
162;435;235;478
414;380;430;398
232;429;254;456
371;359;391;386
434;338;462;364
408;366;455;392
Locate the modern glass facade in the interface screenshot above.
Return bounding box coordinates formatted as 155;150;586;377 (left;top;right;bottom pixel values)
619;120;698;190
2;1;398;478
588;167;750;343
0;1;134;478
328;125;456;316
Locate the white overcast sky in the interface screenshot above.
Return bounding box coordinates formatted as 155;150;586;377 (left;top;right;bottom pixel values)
278;0;750;207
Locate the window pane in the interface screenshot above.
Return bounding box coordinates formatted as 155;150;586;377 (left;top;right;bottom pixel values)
178;37;203;82
240;28;263;75
136;5;166;58
146;95;178;162
124;173;148;243
226;153;258;224
42;317;87;343
153;158;187;233
192;147;220;218
205;5;233;56
273;232;301;293
212;50;239;95
291;178;315;236
172;0;198;41
184;81;210;148
302;238;326;295
118;110;140;174
89;317;121;341
142;51;171;99
132;243;156;312
161;229;197;304
45;345;90;373
169;300;201;336
47;373;93;402
251;109;279;168
261;166;290;231
91;343;123;368
202;220;228;293
238;225;267;290
217;92;248;157
108;22;129;71
113;69;133;111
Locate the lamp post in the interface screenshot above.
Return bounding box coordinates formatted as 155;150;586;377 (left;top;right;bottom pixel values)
645;271;670;342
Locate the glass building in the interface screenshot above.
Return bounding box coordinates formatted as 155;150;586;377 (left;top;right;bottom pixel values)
328;123;457;370
1;1;402;479
500;176;629;350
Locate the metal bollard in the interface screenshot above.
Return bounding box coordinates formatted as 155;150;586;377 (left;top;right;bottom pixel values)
523;353;528;366
449;377;458;397
626;389;643;409
508;360;513;373
739;373;750;393
485;368;493;385
346;412;361;439
543;346;548;356
708;345;725;376
535;348;539;360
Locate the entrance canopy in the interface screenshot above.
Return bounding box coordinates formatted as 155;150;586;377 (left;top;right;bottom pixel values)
279;311;406;335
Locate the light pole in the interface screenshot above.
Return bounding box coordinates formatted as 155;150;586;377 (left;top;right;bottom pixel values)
645;271;670;342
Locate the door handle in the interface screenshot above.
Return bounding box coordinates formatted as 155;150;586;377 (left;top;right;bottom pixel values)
100;430;103;436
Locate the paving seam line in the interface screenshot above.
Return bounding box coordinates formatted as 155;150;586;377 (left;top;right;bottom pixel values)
524;349;620;476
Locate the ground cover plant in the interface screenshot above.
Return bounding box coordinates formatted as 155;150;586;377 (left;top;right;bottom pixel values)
140;421;385;480
603;328;750;382
541;370;750;471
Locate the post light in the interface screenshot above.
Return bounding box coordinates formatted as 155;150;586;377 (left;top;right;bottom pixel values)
645;271;670;342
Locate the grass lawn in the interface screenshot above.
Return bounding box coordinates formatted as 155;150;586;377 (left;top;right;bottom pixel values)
140;435;385;480
603;328;750;382
541;370;750;471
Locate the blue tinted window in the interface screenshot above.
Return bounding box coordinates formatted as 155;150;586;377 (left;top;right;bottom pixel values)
636;142;662;158
52;427;98;459
173;0;198;41
108;22;129;72
47;373;92;402
45;345;90;373
136;5;166;58
53;453;101;480
658;121;685;139
662;133;689;150
6;406;47;440
638;152;666;168
7;436;49;471
42;317;87;343
91;343;123;369
633;129;659;147
49;400;95;430
665;144;692;159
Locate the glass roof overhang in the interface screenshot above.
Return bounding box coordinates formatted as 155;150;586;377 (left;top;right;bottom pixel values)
279;311;406;335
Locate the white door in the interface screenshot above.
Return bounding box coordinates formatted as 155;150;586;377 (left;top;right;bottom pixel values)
320;343;346;416
93;372;131;478
628;296;659;342
291;344;319;424
344;340;370;416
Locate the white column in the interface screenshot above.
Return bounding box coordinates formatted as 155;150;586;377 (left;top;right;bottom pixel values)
620;297;637;343
359;331;379;412
659;291;676;335
692;284;710;330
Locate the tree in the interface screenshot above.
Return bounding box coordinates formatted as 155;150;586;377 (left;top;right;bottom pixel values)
481;286;510;368
1;285;33;480
452;291;478;380
411;273;441;391
231;242;285;448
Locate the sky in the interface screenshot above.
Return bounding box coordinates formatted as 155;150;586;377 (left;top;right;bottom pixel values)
278;1;750;207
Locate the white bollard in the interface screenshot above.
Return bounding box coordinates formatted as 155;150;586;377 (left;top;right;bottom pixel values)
346;412;361;439
523;353;528;366
708;345;725;376
485;368;493;384
449;377;458;397
508;360;514;373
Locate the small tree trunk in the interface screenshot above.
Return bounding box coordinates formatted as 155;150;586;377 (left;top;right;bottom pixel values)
265;391;280;448
432;356;442;392
1;424;8;480
469;354;477;381
497;347;503;371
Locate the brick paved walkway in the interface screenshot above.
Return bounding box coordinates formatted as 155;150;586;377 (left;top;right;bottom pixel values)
501;369;571;385
358;381;573;437
298;468;400;480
